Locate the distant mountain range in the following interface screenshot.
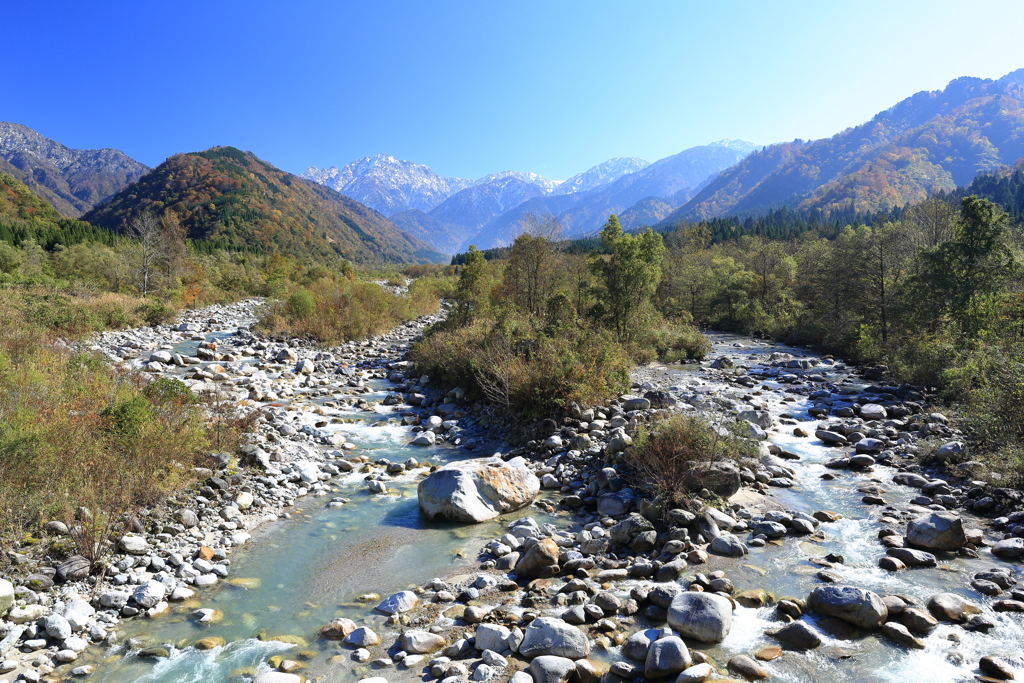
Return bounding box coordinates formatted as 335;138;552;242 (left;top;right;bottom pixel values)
665;69;1024;223
6;68;1024;262
302;141;758;253
83;147;446;264
0;122;148;217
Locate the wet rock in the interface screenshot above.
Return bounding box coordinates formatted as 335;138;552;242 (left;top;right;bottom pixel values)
886;548;936;568
906;511;966;551
807;585;887;629
519;617;590;659
878;557;905;571
816;430;847;445
320;618;357;639
979;655;1015;680
735;589;769;608
926;593;982;623
667;592;732;644
417;457;539;523
767;620;822;649
728;654;769;679
992;599;1024;612
881;622;923;649
898;607;939;634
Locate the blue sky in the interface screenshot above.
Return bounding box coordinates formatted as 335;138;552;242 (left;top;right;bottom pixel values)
4;1;1024;180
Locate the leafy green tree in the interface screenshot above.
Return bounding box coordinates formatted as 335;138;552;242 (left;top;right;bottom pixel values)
591;215;665;340
502;215;561;319
449;246;488;328
911;196;1017;337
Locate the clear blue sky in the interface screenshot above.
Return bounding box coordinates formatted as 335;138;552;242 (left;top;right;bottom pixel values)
4;1;1024;180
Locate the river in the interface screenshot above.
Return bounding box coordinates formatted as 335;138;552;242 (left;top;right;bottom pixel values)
71;325;1023;683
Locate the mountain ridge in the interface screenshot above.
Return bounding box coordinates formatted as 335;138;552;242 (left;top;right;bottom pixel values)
667;74;1024;222
0;122;149;218
83;147;446;264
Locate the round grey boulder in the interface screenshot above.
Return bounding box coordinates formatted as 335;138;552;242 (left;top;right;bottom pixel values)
519;618;590;659
906;511;966;551
644;635;692;678
807;585;887;629
667;592;732;643
529;656;577;683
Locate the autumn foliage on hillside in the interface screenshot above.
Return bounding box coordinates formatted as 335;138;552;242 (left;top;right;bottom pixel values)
673;75;1024;220
83;147;445;264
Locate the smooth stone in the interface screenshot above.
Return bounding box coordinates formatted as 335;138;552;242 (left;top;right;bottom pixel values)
519;618;590;659
667;592;732;644
807;585;887;629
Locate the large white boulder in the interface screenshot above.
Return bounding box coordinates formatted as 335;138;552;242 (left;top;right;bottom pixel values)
418;457;539;523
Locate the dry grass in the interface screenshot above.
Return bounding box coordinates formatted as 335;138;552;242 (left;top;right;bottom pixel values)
257;276;448;344
0;287;210;570
627;414;750;508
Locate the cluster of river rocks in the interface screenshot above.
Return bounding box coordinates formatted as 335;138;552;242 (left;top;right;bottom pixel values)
296;344;1024;683
0;299;500;682
1;305;1023;683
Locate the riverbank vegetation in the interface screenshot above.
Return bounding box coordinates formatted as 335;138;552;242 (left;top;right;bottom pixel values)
0;295;214;566
659;194;1024;484
409;216;711;419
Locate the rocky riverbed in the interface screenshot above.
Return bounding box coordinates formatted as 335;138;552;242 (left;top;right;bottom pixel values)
0;311;1022;683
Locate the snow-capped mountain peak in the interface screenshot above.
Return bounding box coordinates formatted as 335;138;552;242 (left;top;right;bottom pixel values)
553;157;650;196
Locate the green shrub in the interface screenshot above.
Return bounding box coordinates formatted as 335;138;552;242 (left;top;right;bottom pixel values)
101;396;154;439
136;300;177;326
287;288;316;318
410;317;631;419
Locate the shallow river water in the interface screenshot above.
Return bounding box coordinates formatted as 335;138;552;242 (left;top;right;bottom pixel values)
79;329;1023;683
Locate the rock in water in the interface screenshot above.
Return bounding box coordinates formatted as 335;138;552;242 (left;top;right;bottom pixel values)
807;585;887;629
376;590;419;614
728;655;769;679
644;636;692;678
992;537;1024;559
926;593;982;623
417;457;539;523
766;620;823;649
906;511;966;551
881;622;924;649
667;592;733;643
